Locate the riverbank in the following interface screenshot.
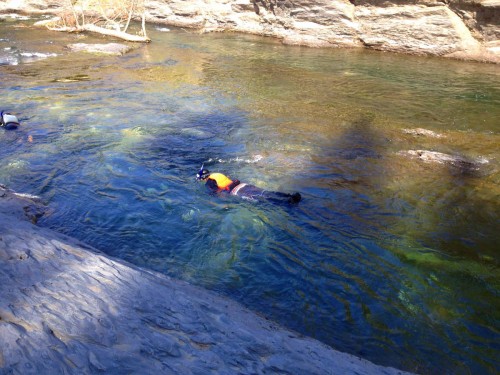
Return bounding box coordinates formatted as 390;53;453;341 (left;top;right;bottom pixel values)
0;0;499;63
0;187;413;374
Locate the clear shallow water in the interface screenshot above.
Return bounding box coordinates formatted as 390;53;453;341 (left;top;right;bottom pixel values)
1;17;499;374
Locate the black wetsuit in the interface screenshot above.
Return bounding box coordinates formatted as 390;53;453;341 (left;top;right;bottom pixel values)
204;174;301;204
230;183;301;204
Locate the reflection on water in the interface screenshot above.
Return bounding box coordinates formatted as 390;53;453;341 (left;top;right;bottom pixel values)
1;17;499;375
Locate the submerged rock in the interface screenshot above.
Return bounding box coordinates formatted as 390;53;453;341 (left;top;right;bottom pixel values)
400;150;489;173
403;128;445;138
67;43;133;56
0;184;46;223
0;45;57;65
52;74;91;83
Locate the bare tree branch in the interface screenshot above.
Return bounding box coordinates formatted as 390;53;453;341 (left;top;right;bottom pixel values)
38;0;150;43
83;23;149;42
123;0;137;33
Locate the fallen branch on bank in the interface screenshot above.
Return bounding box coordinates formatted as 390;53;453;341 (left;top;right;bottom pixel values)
35;18;150;42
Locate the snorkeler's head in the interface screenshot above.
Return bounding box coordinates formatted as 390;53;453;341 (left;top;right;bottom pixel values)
196;165;210;180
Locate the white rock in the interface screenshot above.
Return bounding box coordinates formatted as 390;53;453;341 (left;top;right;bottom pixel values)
67;43;133;56
403;128;445;138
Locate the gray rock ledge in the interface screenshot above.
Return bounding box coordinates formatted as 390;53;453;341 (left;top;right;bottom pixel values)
0;191;413;374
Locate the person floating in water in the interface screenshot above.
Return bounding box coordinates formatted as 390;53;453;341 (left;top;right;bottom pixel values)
196;165;301;204
0;111;20;130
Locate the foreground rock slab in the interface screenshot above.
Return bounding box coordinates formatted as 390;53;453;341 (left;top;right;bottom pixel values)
0;200;412;374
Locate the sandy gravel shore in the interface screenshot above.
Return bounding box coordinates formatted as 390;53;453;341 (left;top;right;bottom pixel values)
0;187;412;374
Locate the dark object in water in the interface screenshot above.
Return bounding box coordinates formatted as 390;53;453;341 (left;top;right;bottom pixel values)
230;183;302;204
1;111;20;130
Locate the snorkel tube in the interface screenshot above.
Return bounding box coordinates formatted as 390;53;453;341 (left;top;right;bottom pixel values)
1;111;20;130
196;164;204;179
196;164;204;180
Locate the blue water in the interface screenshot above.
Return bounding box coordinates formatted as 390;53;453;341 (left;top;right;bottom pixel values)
1;17;499;374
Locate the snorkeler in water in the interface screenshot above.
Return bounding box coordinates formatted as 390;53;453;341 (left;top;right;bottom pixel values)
0;111;20;130
196;165;301;204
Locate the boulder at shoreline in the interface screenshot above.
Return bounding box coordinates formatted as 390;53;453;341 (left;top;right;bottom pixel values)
0;189;413;374
1;0;498;63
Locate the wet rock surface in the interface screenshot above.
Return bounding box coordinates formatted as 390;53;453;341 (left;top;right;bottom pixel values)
399;150;490;176
402;149;489;165
1;0;498;62
0;189;413;374
67;43;134;56
0;184;46;223
402;128;445;138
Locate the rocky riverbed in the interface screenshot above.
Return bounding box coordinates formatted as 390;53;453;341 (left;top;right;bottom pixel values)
0;186;413;374
1;0;499;63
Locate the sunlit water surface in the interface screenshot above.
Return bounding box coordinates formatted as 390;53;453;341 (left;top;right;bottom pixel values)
1;17;499;374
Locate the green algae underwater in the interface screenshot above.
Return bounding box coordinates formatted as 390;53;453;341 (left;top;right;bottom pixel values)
1;16;499;374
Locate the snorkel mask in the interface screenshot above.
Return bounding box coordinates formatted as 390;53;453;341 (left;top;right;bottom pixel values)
196;164;210;180
1;111;20;130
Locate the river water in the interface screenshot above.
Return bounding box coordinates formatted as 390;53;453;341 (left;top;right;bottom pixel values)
1;16;499;374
